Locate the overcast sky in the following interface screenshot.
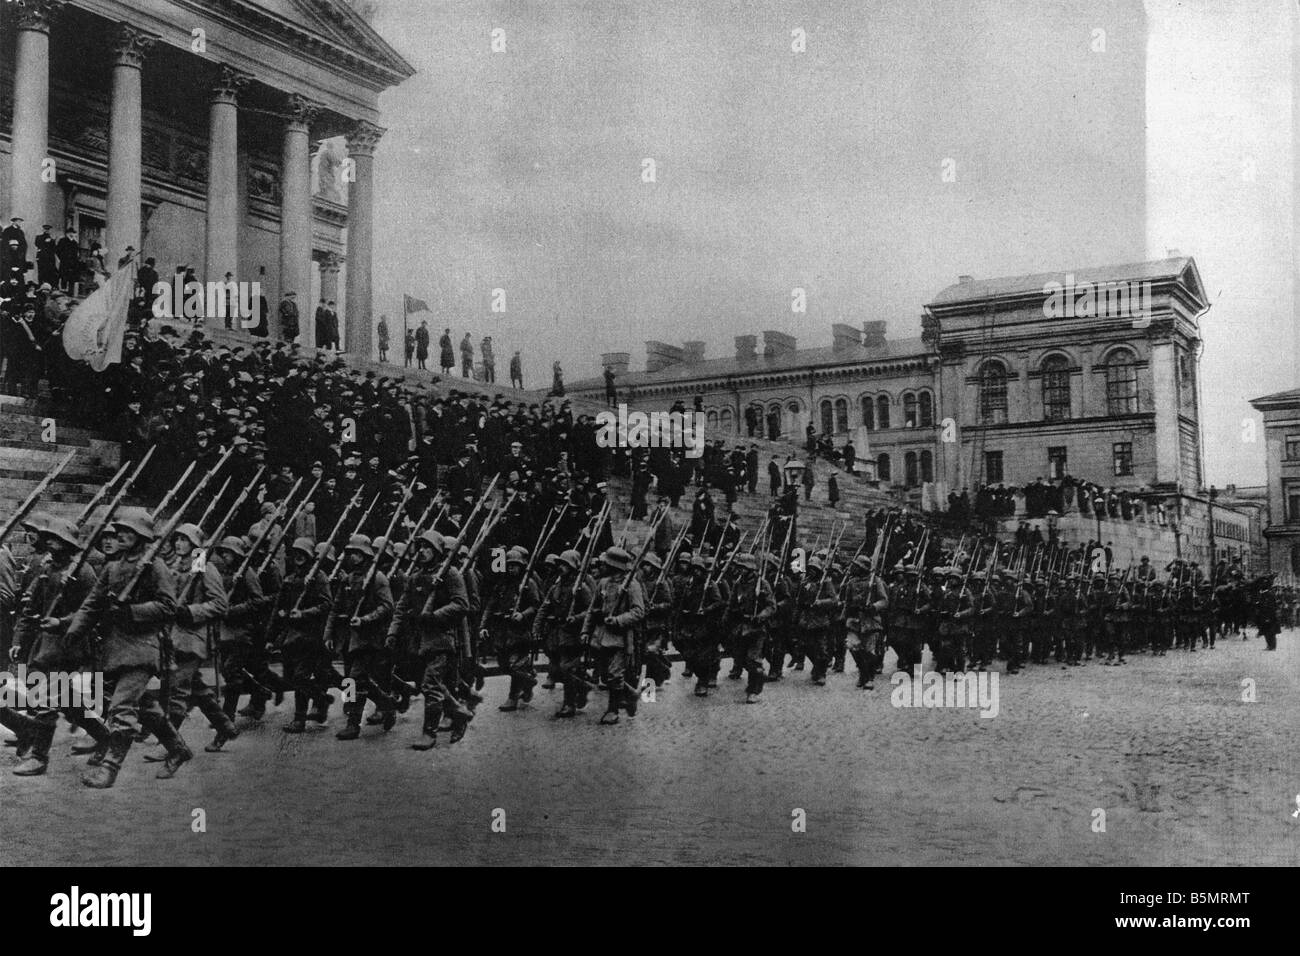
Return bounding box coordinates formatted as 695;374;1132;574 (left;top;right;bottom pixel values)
366;0;1294;487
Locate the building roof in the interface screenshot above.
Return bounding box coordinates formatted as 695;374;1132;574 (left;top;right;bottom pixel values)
928;257;1203;308
571;336;930;391
1249;387;1300;409
248;0;416;85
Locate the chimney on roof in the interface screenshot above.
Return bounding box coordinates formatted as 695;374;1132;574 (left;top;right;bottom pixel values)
601;352;630;376
735;334;757;362
862;320;887;348
831;323;861;352
644;340;684;373
682;340;706;364
1166;248;1181;257
762;330;796;358
957;274;973;284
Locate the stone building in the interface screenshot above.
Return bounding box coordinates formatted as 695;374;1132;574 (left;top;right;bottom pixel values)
1248;387;1300;576
574;256;1210;495
0;0;413;353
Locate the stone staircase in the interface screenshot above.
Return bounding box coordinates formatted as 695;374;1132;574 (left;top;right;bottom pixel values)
0;395;127;556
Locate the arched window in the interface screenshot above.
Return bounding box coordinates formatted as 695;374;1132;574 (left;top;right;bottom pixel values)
904;451;918;487
719;408;734;433
979;361;1008;424
706;409;719;429
861;396;875;430
919;391;934;427
877;453;891;482
820;399;834;435
1042;354;1071;421
1105;348;1139;415
876;394;891;430
903;392;918;428
834;398;848;433
920;450;933;483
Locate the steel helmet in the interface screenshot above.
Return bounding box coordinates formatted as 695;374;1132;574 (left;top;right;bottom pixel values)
343;534;374;558
288;536;315;558
42;516;82;550
556;549;582;571
215;536;247;558
172;523;205;548
111;507;156;541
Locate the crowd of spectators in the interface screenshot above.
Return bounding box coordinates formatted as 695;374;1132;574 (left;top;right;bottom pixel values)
946;476;1164;526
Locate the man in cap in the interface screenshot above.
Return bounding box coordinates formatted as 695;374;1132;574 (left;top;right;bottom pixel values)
279;291;299;343
6;517;109;776
582;546;645;723
330;534;395;739
486;545;542;711
65;508;179;789
387;530;470;749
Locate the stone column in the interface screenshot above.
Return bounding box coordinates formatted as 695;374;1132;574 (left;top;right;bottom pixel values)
205;65;249;307
279;94;320;344
319;251;342;350
106;22;157;264
344;121;384;360
8;1;63;227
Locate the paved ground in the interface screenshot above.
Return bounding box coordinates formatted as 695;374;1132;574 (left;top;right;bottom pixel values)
3;629;1298;866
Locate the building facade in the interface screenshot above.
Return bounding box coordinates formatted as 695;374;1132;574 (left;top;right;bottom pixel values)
574;256;1210;497
0;0;413;354
1249;388;1300;576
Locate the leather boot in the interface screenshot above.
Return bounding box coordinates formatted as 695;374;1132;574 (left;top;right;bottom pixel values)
0;706;36;756
308;694;331;723
335;703;362;740
13;716;56;776
81;731;132;789
148;714;193;780
410;709;438;750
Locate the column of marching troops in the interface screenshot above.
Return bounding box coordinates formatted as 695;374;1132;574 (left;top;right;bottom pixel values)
0;445;1295;790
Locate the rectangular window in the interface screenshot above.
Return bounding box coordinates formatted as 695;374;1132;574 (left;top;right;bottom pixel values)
1113;442;1133;477
1048;446;1067;480
1287;481;1300;523
984;451;1004;485
1285;435;1300;461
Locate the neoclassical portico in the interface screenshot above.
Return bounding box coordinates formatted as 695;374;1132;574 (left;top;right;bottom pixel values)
2;0;413;356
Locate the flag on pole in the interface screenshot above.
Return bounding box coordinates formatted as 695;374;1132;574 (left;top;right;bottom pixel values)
404;294;430;314
62;263;136;372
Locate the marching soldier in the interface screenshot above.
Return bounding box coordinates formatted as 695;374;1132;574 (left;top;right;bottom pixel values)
843;554;889;689
728;552;775;704
278;537;334;732
539;549;594;718
489;546;541;711
679;556;724;696
8;517;106;776
65;508;182;789
797;555;837;686
638;553;674;690
330;534;396;739
935;569;973;673
212;535;269;733
143;522;238;764
765;553;795;682
582;546;645;723
388;531;470;749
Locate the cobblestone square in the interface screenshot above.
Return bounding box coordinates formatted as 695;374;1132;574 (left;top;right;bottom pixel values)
3;631;1296;867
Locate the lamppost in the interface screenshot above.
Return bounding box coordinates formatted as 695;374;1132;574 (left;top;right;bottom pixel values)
780;458;804;547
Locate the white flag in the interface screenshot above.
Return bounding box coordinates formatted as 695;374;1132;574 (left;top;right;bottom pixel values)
62;264;135;372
